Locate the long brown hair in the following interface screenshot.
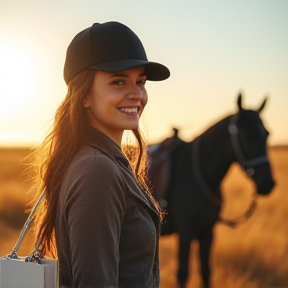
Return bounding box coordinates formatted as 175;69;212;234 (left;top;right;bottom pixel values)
31;69;158;257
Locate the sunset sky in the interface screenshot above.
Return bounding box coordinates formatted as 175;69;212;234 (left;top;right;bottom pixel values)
1;0;287;147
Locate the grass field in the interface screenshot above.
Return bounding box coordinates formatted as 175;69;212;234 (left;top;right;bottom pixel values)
1;146;288;288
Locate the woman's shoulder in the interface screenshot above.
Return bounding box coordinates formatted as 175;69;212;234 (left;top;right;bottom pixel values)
72;144;112;164
67;144;121;178
59;144;127;219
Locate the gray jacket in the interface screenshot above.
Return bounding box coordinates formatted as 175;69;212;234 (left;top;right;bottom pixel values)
55;127;160;288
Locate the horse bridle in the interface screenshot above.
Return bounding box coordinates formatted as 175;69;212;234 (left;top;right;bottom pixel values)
228;113;270;177
192;112;270;227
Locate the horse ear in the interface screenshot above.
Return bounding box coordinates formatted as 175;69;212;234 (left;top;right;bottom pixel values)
237;93;243;110
258;97;267;113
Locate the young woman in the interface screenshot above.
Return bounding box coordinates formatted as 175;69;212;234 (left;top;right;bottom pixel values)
31;21;170;288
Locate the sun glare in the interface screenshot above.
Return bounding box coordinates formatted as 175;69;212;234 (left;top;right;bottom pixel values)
0;38;47;146
0;42;41;118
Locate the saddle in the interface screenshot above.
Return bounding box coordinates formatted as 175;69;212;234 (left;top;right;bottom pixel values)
147;128;185;209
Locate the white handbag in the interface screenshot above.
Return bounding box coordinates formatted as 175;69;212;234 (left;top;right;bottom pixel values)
0;191;59;288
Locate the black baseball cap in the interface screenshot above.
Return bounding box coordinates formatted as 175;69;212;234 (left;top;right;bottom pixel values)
63;21;170;84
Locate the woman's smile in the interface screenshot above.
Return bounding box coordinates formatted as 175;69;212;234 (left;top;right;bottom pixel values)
118;106;140;114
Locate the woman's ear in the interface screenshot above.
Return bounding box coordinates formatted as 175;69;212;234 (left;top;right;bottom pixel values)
83;97;90;108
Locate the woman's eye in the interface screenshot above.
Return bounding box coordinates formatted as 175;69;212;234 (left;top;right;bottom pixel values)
137;79;146;86
112;80;125;85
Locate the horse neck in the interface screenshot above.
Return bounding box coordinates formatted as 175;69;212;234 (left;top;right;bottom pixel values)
198;116;235;189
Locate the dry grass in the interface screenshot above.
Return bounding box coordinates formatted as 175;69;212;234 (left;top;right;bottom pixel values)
1;146;288;287
0;148;36;256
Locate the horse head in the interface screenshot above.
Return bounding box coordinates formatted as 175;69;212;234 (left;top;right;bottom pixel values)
229;93;275;195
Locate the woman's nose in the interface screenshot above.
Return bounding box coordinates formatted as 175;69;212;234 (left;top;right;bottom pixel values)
126;86;143;100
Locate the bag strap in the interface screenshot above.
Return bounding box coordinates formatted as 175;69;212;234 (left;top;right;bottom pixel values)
5;189;46;260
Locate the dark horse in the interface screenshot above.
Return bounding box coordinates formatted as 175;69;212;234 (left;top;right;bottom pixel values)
147;94;275;288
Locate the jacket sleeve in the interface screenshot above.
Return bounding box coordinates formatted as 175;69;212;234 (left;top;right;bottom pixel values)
62;154;126;287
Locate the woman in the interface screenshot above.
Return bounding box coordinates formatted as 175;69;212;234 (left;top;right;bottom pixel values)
31;21;170;288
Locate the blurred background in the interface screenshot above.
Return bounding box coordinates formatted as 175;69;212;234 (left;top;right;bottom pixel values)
1;0;288;287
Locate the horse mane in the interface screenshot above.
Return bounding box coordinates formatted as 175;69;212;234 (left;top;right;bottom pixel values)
196;114;231;143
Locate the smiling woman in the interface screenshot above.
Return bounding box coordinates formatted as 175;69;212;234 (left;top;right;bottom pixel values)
27;21;170;288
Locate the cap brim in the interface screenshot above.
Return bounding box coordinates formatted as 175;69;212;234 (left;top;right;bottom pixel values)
89;59;170;81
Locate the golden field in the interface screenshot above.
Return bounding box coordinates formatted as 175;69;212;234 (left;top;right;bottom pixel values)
0;146;288;288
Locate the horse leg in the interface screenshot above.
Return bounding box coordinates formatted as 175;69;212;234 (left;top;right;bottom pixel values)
177;234;191;288
199;229;213;288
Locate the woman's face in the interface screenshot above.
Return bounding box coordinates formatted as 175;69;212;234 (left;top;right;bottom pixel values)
84;66;148;144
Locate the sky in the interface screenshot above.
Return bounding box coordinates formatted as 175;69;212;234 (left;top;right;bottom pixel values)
0;0;287;147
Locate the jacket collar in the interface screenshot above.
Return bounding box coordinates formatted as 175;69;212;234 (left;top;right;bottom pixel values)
85;126;129;167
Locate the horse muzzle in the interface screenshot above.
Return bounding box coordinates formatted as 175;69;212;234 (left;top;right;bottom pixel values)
256;177;276;195
250;162;276;195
